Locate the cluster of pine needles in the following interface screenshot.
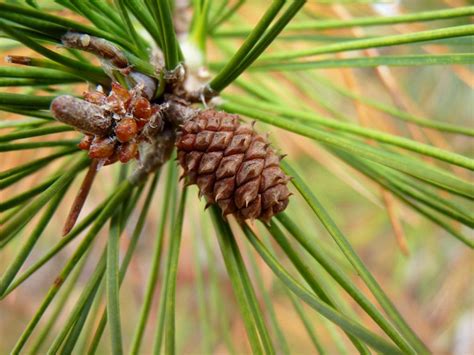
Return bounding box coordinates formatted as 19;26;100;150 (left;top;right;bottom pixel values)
0;1;473;354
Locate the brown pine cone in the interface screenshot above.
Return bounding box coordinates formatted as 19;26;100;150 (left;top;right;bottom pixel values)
176;109;291;221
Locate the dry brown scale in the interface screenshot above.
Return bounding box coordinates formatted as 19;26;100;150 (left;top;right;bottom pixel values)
176;109;291;221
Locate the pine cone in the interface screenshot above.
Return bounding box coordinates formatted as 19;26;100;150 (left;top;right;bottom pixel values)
176;109;291;221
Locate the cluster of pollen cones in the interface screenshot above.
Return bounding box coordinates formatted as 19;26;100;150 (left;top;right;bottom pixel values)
51;83;163;166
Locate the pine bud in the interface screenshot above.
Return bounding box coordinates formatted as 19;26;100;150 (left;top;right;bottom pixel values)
50;95;112;136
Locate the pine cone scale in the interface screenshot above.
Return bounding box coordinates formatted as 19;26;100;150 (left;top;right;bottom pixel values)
199;152;223;174
236;159;264;186
216;155;243;179
235;178;260;209
214;177;234;201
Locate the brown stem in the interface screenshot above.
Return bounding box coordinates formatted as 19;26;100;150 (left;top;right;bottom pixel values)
129;129;176;185
185;84;218;104
62;159;99;236
162;96;200;126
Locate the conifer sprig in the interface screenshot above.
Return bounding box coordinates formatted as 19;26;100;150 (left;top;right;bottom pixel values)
0;1;471;354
